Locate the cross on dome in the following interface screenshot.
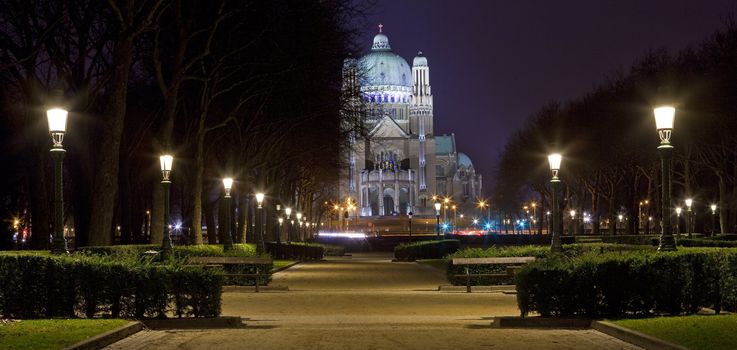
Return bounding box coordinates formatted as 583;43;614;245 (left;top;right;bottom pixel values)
378;24;383;33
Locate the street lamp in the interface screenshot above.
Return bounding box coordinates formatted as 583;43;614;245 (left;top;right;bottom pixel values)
710;203;717;236
675;207;682;235
159;154;174;256
296;212;303;241
47;107;69;254
285;207;292;243
548;153;562;252
255;192;265;252
434;202;442;240
654;105;676;251
685;198;693;238
222;178;234;251
408;211;413;242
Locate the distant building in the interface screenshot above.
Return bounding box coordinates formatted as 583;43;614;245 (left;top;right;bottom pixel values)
339;25;482;217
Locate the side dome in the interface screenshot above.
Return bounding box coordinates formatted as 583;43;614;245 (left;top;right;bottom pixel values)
458;152;473;169
413;51;428;67
359;32;411;88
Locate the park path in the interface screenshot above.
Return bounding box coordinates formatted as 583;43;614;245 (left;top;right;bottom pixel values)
104;252;640;350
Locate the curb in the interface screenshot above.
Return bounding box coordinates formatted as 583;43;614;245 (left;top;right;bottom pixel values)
223;285;289;292
592;321;689;350
141;316;243;330
438;285;516;293
492;316;591;329
63;321;144;350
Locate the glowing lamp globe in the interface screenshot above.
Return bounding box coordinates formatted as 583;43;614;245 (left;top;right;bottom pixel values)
159;155;173;181
654;106;675;143
222;177;233;196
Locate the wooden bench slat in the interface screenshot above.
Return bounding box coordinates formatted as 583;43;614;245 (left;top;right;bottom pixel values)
452;257;535;265
188;256;272;265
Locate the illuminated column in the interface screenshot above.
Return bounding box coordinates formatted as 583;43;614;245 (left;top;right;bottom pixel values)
394;176;400;213
378;169;384;216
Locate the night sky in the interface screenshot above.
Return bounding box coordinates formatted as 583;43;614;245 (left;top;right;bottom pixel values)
353;0;736;191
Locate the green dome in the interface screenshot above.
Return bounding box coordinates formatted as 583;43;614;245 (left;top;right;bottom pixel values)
359;33;411;88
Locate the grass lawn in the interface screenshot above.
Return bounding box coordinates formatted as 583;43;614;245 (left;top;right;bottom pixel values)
610;314;737;350
416;259;448;271
0;319;131;350
273;260;297;270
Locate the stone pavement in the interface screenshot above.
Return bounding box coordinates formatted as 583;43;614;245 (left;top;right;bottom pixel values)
104;252;640;350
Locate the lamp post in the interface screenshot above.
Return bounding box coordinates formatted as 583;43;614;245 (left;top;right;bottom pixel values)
569;210;576;236
47;107;69;254
408;211;413;242
618;214;624;234
255;192;265;252
159;154;174;256
285;207;292;243
296;212;303;241
434;202;442;240
675;207;682;236
548;153;562;252
654;105;676;251
685;198;693;239
222;178;234;251
710;203;717;236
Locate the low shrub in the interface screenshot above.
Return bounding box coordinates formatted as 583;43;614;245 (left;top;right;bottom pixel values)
515;248;737;318
707;234;737;241
600;235;660;246
394;239;460;260
266;242;325;260
0;253;222;319
78;243;259;259
445;244;655;286
316;243;346;256
679;238;737;248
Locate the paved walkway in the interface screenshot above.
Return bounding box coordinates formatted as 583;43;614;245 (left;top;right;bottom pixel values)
104;253;640;350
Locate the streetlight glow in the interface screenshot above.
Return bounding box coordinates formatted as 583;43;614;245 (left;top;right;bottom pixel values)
255;192;265;208
222;177;233;196
711;204;717;213
47;108;68;147
548;153;562;179
160;155;173;181
685;198;693;209
654;106;675;143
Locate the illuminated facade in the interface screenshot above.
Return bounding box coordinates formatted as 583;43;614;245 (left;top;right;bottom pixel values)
340;26;482;217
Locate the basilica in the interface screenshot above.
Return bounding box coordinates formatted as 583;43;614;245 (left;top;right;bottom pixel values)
339;26;482;217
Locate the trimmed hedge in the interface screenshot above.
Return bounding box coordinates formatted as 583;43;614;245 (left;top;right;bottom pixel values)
446;244;654;286
679;238;737;248
77;243;259;259
0;253;222;319
515;249;737;318
599;235;660;246
78;244;270;286
266;242;324;260
394;239;460;260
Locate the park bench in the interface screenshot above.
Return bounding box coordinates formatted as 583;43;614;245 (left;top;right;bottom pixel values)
187;256;273;292
451;257;536;293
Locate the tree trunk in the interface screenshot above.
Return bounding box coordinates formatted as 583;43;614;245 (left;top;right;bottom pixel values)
189;130;206;244
718;174;727;235
592;191;601;235
237;193;248;243
88;37;135;246
29;149;50;250
204;197;217;244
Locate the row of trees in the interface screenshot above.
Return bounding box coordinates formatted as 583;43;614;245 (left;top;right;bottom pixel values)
493;19;737;235
0;0;368;248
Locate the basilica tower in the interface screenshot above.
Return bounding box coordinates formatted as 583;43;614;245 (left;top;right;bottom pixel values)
410;52;433;192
